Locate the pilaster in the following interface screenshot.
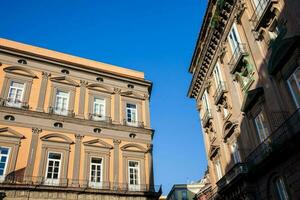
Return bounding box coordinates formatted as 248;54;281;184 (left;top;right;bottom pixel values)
72;134;84;185
144;94;151;128
113;88;121;123
78;80;88;118
113;139;121;186
36;72;51;112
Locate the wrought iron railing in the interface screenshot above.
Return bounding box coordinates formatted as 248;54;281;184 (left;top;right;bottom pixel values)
228;43;248;73
0;175;162;194
246;108;300;167
88;113;112;124
202;109;212;127
250;0;274;29
214;82;227;104
216;163;248;189
123;119;144;128
0;98;29;109
49;106;75;117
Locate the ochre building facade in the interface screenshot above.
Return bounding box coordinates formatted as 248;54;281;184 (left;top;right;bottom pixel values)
0;38;161;200
188;0;300;199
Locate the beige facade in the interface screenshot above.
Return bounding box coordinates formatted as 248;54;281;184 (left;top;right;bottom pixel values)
188;0;300;199
0;38;161;200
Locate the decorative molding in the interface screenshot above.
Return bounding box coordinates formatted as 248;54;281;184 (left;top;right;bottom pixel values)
42;71;51;79
40;133;73;144
87;83;113;94
83;138;113;149
0;127;25;139
120;90;146;100
113;139;121;145
50;76;79;87
234;0;246;23
120;143;147;153
4;66;38;78
80;80;89;87
113;87;122;94
32;127;42;135
75;134;84;140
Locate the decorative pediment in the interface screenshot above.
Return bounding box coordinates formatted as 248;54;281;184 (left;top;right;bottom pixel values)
120;91;146;100
83;139;113;149
87;83;113;94
223;121;238;141
121;143;147;153
4;66;38;78
0;127;25;139
40;133;73;144
209;145;220;160
50;76;79;87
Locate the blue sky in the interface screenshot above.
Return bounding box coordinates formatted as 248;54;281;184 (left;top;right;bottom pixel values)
1;0;207;194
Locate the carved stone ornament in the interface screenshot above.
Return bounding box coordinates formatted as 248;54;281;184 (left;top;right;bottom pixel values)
32;128;42;135
75;134;84;140
42;71;51;79
80;80;89;87
113;88;122;94
113;139;121;145
235;0;246;23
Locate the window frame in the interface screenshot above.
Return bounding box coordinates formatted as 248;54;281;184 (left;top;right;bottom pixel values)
213;62;223;87
254;110;270;142
215;159;223;181
44;151;62;185
54;90;70;116
7;81;25;108
89;156;103;188
92;97;106;120
273;176;290;200
0;147;10;182
126;103;138;125
128;160;141;191
230;141;241;164
287;66;300;108
228;22;242;54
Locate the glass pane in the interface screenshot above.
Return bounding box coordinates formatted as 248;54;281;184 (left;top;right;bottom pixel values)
0;163;5;169
47;173;52;178
0;148;9;155
49;153;61;160
91;158;102;164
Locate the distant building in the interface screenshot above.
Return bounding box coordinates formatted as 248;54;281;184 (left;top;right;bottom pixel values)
194;171;211;200
188;0;300;199
167;181;209;200
0;38;161;199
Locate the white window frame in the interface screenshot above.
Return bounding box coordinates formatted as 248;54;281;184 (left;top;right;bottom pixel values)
254;111;270;142
45;152;62;185
215;159;223;180
128;160;140;191
213;62;223;87
89;157;103;188
202;90;210;112
7;81;25;108
54;90;70;116
92;98;106;120
274;177;289;200
231;142;241;164
228;23;242;54
0;147;10;182
287;67;300;108
126;103;138;126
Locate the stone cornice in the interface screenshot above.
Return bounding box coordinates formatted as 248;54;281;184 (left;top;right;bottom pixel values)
188;0;236;99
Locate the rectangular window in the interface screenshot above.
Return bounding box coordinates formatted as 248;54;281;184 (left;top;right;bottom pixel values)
54;90;69;116
215;159;223;180
126;103;137;125
93;98;106;120
213;63;223;87
45;152;62;185
128;160;140;191
287;67;300;108
202;90;210;112
228;23;242;54
231;142;241;164
0;147;10;181
182;190;188;200
254;111;270;142
7;81;25;108
89;157;103;188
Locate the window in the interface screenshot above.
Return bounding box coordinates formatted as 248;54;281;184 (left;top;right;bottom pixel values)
126;103;137;125
93;98;105;120
228;23;242;54
223;107;229;119
202;90;210;112
54;90;69;116
128;160;140;191
0;147;10;181
45;152;62;185
182;190;188;200
274;177;289;200
213;63;223;87
254;111;270;142
215;159;223;180
287;67;300;108
7;81;25;108
231;142;241;164
89;157;103;188
53;122;63;128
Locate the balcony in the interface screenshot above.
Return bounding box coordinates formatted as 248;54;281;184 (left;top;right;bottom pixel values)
202;109;212;127
49;107;75;117
88;113;112;124
250;0;277;31
247;108;300;168
123;119;144;128
0;175;162;195
213;82;227;105
0;98;29;109
228;43;248;73
216;163;248;190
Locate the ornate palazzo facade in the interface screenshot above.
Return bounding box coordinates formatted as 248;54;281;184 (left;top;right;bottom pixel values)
0;38;161;200
189;0;300;199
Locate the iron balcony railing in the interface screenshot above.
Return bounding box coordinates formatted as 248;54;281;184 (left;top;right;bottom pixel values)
228;43;248;73
0;175;162;194
88;113;112;124
49;106;75;117
213;82;227;104
250;0;275;30
202;109;212;127
0;98;29;109
216;163;248;190
246;108;300;168
123;119;144;128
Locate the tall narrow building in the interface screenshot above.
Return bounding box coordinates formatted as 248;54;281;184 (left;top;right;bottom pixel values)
0;38;161;200
188;0;300;199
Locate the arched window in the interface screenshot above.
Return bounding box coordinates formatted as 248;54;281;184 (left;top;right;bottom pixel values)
272;176;290;200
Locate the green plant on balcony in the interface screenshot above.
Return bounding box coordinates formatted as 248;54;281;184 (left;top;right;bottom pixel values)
234;57;254;92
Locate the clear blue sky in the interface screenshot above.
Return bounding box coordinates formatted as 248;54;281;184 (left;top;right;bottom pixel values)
1;0;207;194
